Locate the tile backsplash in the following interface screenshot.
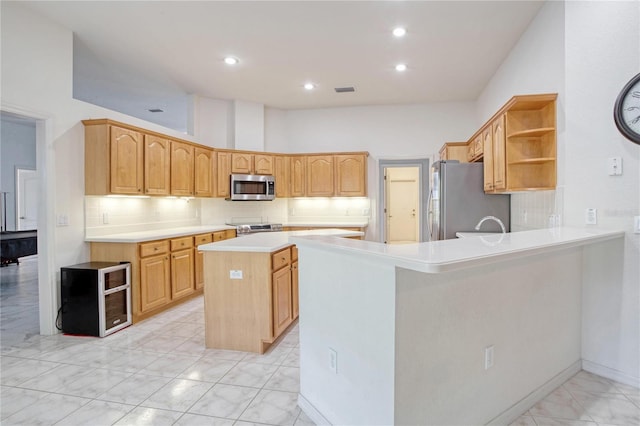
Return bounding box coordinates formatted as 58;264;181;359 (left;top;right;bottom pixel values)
510;188;563;231
85;196;200;237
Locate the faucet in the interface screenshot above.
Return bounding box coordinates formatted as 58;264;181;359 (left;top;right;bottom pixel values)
475;215;506;233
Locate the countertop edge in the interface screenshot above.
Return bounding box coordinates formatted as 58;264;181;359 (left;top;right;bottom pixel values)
85;225;237;243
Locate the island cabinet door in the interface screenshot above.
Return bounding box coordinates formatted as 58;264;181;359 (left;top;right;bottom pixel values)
140;254;170;313
272;266;293;338
171;248;195;300
291;260;299;320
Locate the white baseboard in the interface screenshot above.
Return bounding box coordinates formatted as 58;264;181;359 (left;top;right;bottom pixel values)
582;359;640;389
298;393;332;425
487;360;582;426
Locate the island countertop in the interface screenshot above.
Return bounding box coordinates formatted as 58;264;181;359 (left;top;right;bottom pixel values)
289;227;624;273
198;228;364;253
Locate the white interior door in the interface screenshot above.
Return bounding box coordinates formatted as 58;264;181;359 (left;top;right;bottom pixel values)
386;167;420;244
16;168;38;230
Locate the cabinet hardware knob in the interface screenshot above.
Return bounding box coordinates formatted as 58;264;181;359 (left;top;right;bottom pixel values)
154;247;158;251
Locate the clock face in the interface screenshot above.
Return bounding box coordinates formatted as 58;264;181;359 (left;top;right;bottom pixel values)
614;73;640;145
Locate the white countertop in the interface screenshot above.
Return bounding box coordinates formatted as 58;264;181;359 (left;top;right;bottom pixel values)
198;228;364;253
85;225;236;243
290;227;624;274
284;222;368;228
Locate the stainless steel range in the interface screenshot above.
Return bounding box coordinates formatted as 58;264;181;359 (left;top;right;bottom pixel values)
231;223;283;236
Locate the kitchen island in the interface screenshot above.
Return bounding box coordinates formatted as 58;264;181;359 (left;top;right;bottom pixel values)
288;227;624;425
198;228;363;354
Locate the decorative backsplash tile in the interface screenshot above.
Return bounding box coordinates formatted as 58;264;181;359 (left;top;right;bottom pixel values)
510;188;563;232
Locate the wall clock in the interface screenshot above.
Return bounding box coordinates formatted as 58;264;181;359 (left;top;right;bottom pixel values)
613;73;640;145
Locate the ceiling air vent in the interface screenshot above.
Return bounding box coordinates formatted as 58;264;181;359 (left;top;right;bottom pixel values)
334;86;355;93
148;108;164;113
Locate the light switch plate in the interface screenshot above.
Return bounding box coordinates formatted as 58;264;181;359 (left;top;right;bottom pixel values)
634;216;640;234
608;157;623;176
230;270;243;279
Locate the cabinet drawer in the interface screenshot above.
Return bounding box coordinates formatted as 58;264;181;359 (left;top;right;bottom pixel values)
140;240;169;258
213;231;226;242
194;233;213;246
272;247;291;272
170;236;193;251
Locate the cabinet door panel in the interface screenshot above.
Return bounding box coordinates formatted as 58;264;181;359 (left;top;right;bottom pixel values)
291;261;299;320
492;115;506;191
307;156;334;196
254;155;274;175
194;147;214;197
272;266;292;338
171;141;194;196
274;155;289;198
335;154;366;196
140;254;170;312
216;151;232;197
110;126;144;194
483;127;494;192
231;153;253;174
171;248;194;300
290;156;306;197
144;135;170;195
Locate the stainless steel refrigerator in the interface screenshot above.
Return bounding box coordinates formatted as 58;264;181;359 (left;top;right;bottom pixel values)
427;160;510;240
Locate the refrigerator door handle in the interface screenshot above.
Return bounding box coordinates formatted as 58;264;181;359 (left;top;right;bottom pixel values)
426;189;434;240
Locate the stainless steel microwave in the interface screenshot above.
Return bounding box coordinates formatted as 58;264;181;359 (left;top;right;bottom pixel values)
229;174;275;201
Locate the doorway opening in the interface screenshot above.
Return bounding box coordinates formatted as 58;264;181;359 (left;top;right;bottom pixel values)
378;159;429;244
1;107;56;340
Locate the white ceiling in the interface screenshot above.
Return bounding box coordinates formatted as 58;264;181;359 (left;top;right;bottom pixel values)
21;1;545;131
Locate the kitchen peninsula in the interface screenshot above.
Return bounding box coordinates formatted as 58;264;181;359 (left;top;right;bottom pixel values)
288;228;624;425
199;228;363;354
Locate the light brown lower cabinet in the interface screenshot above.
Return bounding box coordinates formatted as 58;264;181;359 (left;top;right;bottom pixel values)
140;252;171;313
204;244;299;354
90;229;236;323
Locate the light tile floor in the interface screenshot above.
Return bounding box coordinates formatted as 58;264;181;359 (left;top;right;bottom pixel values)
2;257;639;425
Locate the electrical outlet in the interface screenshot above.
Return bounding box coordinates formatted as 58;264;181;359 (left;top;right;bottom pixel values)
634;216;640;234
229;270;243;279
56;214;69;227
585;208;597;225
329;348;338;374
484;345;494;370
102;213;109;224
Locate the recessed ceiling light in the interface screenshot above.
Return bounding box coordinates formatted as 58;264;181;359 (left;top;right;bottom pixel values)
393;27;407;37
304;83;315;90
395;63;407;72
224;56;239;65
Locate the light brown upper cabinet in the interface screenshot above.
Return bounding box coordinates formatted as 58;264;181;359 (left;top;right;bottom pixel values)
216;151;232;198
483;126;495;192
491;115;507;192
467;134;483;163
231;153;274;175
170;141;194;196
335;154;367;196
307;155;335;197
84;121;144;195
231;153;253;174
290;156;306;197
481;94;557;193
503;95;557;191
274;155;290;198
194;147;214;197
438;142;468;163
144;135;170;196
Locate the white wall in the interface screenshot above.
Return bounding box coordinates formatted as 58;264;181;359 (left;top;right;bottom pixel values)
0;2;202;333
477;0;639;385
0;118;37;231
477;0;566;232
564;0;639;385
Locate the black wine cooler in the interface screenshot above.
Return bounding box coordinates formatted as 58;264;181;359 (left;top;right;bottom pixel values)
61;261;131;337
